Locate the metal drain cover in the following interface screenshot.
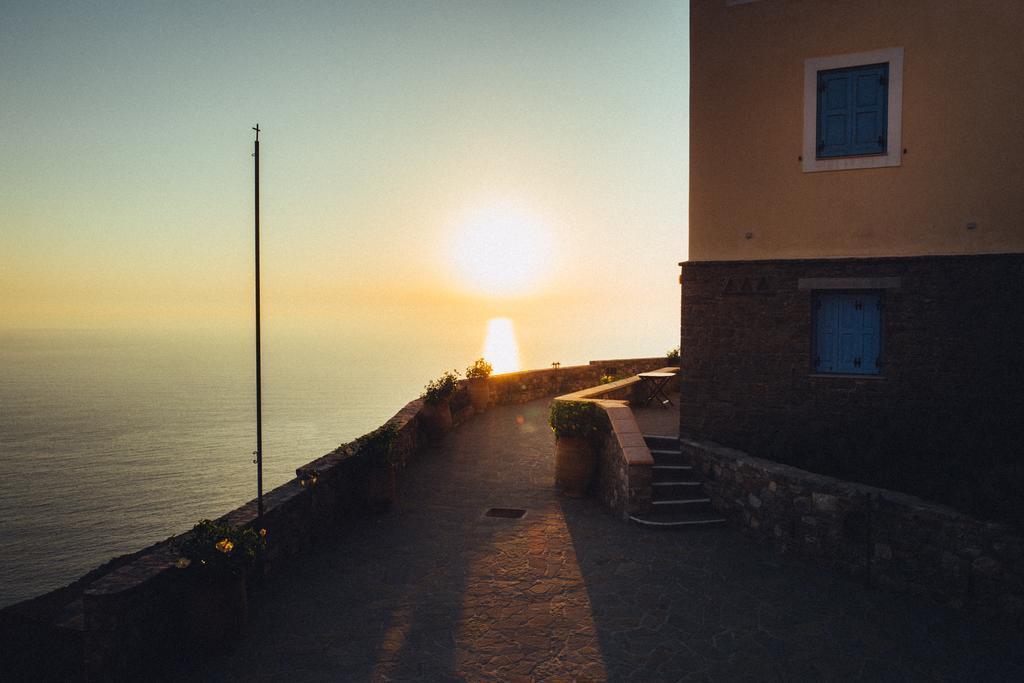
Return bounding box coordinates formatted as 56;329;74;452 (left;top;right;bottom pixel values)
485;507;526;519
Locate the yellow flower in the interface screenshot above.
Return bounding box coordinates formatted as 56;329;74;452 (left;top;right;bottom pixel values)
259;528;268;538
175;557;191;569
215;538;234;553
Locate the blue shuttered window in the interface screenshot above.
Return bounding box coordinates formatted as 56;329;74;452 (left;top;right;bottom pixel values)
813;292;882;375
816;63;888;159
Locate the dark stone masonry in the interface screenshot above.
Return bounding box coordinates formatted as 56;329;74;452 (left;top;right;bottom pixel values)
678;252;1024;627
679;254;1024;519
679;253;1024;460
682;438;1024;624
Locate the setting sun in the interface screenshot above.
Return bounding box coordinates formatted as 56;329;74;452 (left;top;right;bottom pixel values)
448;202;555;297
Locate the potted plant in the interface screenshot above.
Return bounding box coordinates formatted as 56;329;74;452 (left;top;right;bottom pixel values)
176;519;267;648
549;400;604;496
419;370;460;441
465;357;493;413
356;422;399;511
666;346;680;366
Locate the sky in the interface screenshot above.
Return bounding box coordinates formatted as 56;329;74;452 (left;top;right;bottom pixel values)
1;1;689;364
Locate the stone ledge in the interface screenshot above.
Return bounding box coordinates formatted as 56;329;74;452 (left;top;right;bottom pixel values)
553;370;678;518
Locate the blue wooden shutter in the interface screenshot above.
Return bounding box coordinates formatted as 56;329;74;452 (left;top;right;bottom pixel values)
836;296;861;372
815;292;882;374
817;63;888;158
861;293;882;373
814;294;838;372
817;71;851;158
850;64;888;155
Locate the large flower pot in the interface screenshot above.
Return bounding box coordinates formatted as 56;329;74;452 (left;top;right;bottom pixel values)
467;378;490;413
366;463;396;512
419;400;453;442
555;436;596;497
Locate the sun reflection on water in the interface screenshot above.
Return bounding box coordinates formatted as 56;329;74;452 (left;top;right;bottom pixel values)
482;318;520;374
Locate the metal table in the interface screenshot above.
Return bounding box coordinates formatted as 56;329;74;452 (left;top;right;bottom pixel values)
637;372;676;408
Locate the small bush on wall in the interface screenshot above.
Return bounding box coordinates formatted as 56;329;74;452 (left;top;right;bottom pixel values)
422;370;460;404
465;358;493;379
549;400;605;439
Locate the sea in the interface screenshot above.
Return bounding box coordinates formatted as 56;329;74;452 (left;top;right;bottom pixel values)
0;323;642;608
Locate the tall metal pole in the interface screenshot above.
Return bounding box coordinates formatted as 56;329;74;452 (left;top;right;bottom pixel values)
253;124;264;520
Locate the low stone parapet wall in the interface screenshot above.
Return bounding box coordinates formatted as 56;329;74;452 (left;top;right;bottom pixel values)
487;357;671;406
0;356;671;680
553;367;678;519
682;438;1024;625
593;402;654;518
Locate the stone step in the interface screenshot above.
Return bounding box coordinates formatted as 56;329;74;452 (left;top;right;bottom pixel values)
652;481;703;500
629;510;726;529
649;449;686;466
643;434;680;450
652;497;711;507
651;464;693;482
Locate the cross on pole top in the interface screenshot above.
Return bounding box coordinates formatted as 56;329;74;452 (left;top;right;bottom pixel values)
253;124;260;142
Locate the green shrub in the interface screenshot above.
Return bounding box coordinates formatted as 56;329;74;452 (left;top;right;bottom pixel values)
355;422;398;467
549;401;605;439
422;370;460;404
666;347;680;361
178;519;266;578
465;357;493;379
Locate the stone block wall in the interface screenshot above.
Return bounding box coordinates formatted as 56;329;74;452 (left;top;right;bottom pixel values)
682;438;1024;625
556;372;674;520
678;254;1024;512
487;358;670;406
0;357;669;680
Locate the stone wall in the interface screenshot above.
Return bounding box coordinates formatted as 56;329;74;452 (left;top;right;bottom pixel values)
488;357;671;406
682;438;1024;625
0;357;669;681
678;254;1024;520
555;371;677;519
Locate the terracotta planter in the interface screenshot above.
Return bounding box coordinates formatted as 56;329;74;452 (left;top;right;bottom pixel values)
185;572;248;650
555;436;596;497
366;463;396;512
419;400;453;442
467;378;490;413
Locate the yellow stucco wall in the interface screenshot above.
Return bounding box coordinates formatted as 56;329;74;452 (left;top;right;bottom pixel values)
690;0;1024;261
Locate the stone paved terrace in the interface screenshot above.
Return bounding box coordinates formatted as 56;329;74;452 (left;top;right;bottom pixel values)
181;398;1024;681
632;392;682;439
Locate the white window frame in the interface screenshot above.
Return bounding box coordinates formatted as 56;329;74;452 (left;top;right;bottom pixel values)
802;47;904;173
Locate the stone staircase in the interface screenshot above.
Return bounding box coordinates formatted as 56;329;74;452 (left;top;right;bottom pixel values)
629;435;725;528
